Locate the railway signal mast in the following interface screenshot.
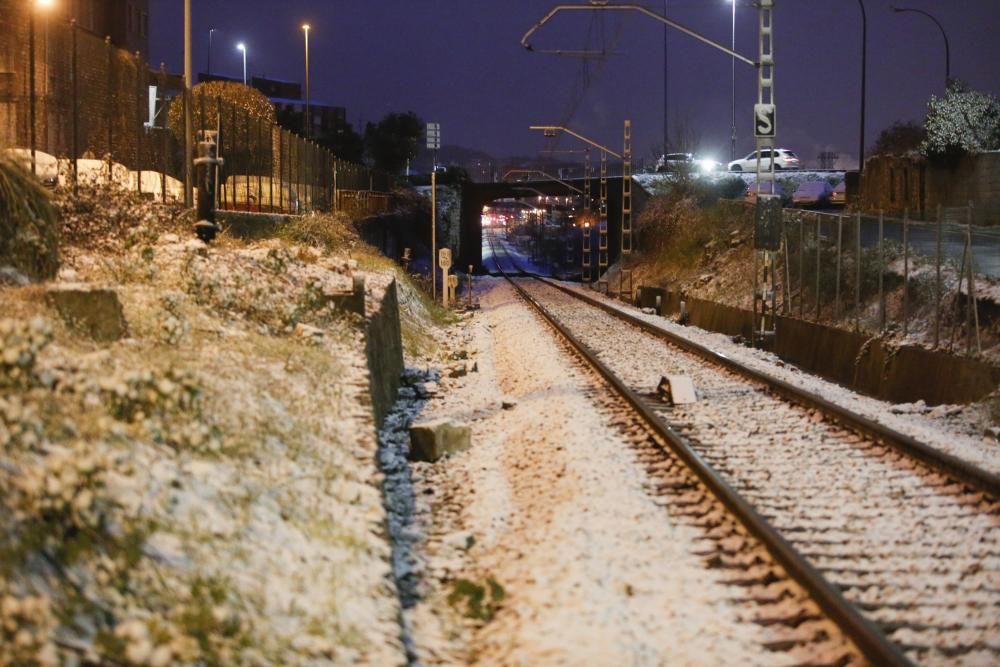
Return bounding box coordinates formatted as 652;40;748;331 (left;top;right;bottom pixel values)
522;1;780;343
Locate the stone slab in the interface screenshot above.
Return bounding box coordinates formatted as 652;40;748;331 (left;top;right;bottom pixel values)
408;418;471;462
45;283;127;342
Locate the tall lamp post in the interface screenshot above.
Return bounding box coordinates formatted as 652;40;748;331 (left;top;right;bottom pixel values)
857;0;867;173
730;0;736;161
892;6;950;88
302;24;311;137
236;42;247;85
207;28;216;74
29;0;56;175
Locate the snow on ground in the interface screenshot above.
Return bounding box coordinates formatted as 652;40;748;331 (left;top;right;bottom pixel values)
0;209;406;664
385;278;799;665
559;281;1000;475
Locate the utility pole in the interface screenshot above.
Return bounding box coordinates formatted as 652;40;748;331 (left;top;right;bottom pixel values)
207;28;215;74
857;0;867;173
184;0;193;207
302;24;311;137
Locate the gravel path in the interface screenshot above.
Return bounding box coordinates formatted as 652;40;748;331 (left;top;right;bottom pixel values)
523;278;1000;666
387;278;860;665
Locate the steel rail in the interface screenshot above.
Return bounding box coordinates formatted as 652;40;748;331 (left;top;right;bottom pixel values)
484;231;911;666
534;276;1000;498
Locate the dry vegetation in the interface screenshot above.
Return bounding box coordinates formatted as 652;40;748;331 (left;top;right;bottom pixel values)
0;175;451;665
615;182;1000;363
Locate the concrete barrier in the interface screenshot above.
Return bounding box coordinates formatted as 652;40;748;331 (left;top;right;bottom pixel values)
636;286;1000;405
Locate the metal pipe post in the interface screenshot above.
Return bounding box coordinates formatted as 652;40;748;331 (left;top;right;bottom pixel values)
855;213;861;332
29;11;37;175
934;204;942;347
835;215;843;319
815;216;821;321
71;20;79;194
877;211;885;332
184;0;193;207
136;52;143;194
902;209;909;336
106;36;113;181
431;170;437;301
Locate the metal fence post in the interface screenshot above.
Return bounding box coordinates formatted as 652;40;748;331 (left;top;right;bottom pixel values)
878;210;885;332
798;217;804;318
159;63;167;203
902;209;909;336
135;52;143;194
256;115;263;213
105;36;113;182
967;202;981;354
244;109;251;210
855;212;861;332
71;20;79;194
333;160;338;212
815;215;821;321
934;204;942;348
216;97;224;209
835;214;842;320
279;130;285;213
268;125;274;213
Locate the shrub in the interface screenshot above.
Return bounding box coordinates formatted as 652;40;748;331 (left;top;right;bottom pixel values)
0;157;59;280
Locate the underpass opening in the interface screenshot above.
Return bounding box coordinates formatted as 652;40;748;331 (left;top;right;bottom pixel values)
462;178;642;278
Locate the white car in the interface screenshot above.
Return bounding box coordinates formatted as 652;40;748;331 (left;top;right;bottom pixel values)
728;148;800;172
655;152;723;173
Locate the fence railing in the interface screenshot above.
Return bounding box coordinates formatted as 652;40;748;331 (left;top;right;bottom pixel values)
3;14;392;215
779;204;995;353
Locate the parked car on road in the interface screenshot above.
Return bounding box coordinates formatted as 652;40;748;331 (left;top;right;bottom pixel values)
656;152;723;173
792;181;833;207
744;180;788;204
830;180;847;205
728;148;800;172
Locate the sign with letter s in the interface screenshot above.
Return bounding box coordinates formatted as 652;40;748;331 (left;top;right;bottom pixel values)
754;104;776;138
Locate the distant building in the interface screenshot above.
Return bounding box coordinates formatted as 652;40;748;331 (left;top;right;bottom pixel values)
197;73;347;140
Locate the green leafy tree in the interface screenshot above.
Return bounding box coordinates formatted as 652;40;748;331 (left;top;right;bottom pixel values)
364;112;423;174
922;81;1000;159
871;121;926;157
318;123;364;163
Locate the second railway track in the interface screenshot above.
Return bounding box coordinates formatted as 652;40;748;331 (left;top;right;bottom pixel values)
485;228;1000;666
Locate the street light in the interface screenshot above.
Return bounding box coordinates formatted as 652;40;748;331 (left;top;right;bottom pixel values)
892;6;950;88
857;0;867;173
29;0;56;175
729;0;736;162
207;28;216;74
302;24;311;137
236;42;247;85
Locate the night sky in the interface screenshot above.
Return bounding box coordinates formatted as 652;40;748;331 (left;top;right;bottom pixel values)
150;1;1000;169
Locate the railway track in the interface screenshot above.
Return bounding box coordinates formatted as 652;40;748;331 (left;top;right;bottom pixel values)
484;229;1000;666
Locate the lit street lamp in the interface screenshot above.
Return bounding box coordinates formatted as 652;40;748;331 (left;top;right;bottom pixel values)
857;0;867;173
236;42;247;85
207;28;216;74
29;0;56;175
892;6;950;89
729;0;736;162
302;24;311;137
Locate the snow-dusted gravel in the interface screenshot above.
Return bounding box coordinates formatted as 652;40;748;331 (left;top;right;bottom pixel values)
559;280;1000;475
383;279;860;665
524;278;1000;666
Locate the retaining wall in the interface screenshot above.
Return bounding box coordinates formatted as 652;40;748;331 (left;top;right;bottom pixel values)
638;286;1000;406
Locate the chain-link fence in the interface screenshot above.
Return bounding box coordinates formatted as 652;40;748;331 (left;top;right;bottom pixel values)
781;204;997;353
4;15;392;214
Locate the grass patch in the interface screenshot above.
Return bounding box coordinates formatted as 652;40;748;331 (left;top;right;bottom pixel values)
447;577;505;622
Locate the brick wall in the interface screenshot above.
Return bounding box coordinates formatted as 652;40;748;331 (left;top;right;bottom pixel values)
0;1;176;176
862;152;1000;225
